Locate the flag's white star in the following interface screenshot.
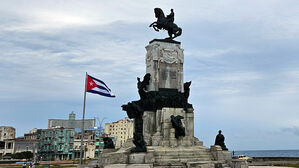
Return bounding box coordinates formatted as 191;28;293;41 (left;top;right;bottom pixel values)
89;82;94;86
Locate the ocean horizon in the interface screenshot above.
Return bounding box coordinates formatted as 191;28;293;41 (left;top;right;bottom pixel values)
234;149;299;157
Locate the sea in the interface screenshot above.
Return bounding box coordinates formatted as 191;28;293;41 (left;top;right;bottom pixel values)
234;150;299;157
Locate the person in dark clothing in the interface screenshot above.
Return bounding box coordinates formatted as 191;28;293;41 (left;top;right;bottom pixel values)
215;130;228;150
166;9;174;23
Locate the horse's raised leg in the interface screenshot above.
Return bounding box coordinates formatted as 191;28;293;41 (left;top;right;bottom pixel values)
167;30;173;39
149;22;156;27
153;25;159;32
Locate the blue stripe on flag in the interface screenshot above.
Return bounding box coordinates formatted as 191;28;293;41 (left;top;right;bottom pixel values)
90;76;111;91
97;85;110;93
87;90;115;97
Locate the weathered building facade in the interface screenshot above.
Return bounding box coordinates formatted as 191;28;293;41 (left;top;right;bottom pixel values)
37;128;74;160
0;126;16;158
0;126;16;141
104;118;134;148
0;138;39;159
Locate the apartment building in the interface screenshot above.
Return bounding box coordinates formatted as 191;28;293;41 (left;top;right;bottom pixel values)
104;118;134;148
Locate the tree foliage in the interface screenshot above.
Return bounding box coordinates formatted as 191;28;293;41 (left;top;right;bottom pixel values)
11;151;33;160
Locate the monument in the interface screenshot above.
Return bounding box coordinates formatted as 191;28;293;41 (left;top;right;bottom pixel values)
98;8;248;168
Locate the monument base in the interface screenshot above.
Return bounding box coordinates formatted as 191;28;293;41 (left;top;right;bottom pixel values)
98;145;243;168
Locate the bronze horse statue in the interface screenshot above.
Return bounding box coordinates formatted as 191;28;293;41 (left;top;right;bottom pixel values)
149;8;182;39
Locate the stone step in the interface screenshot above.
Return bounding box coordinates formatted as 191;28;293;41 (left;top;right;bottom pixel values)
153;151;212;155
154;156;213;160
153;156;212;161
154;166;185;168
222;163;231;168
153;154;212;158
154;154;213;159
154;157;212;163
154;152;212;156
154;153;211;156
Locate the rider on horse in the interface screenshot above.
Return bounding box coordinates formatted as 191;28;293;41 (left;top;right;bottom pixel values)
150;8;182;39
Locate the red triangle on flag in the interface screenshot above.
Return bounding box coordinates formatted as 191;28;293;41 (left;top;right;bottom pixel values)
86;75;98;91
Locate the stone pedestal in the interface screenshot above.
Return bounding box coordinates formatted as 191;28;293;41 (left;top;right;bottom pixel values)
143;111;156;145
145;40;184;92
129;153;146;164
210;145;232;161
142;107;195;147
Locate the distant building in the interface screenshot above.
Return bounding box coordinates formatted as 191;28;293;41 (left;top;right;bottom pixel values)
94;135;115;157
0;137;39;159
48;112;96;130
13;138;39;154
0;126;16;141
37;128;74;160
24;128;40;140
73;129;96;159
104;118;134;148
0;126;16;159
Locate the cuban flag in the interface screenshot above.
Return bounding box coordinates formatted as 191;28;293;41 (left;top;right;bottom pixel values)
86;74;115;98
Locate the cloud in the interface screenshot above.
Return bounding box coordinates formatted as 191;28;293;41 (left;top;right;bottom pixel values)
0;21;149;101
0;0;299;150
281;126;299;137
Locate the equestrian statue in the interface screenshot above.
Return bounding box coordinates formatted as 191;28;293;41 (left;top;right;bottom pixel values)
149;8;182;39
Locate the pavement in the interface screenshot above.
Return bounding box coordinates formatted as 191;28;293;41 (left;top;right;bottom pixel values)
76;160;98;168
249;166;295;168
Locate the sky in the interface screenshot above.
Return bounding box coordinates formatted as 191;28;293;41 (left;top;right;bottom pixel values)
0;0;299;151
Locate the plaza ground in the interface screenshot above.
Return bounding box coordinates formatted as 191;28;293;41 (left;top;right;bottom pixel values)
0;159;98;168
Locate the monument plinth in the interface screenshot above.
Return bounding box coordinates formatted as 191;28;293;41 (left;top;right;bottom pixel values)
145;40;184;92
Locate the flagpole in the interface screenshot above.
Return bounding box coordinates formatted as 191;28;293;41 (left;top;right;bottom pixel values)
79;72;87;166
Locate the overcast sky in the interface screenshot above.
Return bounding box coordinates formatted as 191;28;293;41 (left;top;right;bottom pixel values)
1;0;299;150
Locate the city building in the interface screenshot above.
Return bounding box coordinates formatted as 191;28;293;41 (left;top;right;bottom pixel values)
0;126;16;159
0;137;39;159
24;128;40;140
104;118;134;148
73;129;96;159
48;112;96;130
0;126;16;141
37;128;74;160
13;138;39;154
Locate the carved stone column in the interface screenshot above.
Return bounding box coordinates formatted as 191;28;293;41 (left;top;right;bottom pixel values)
145;40;184;92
